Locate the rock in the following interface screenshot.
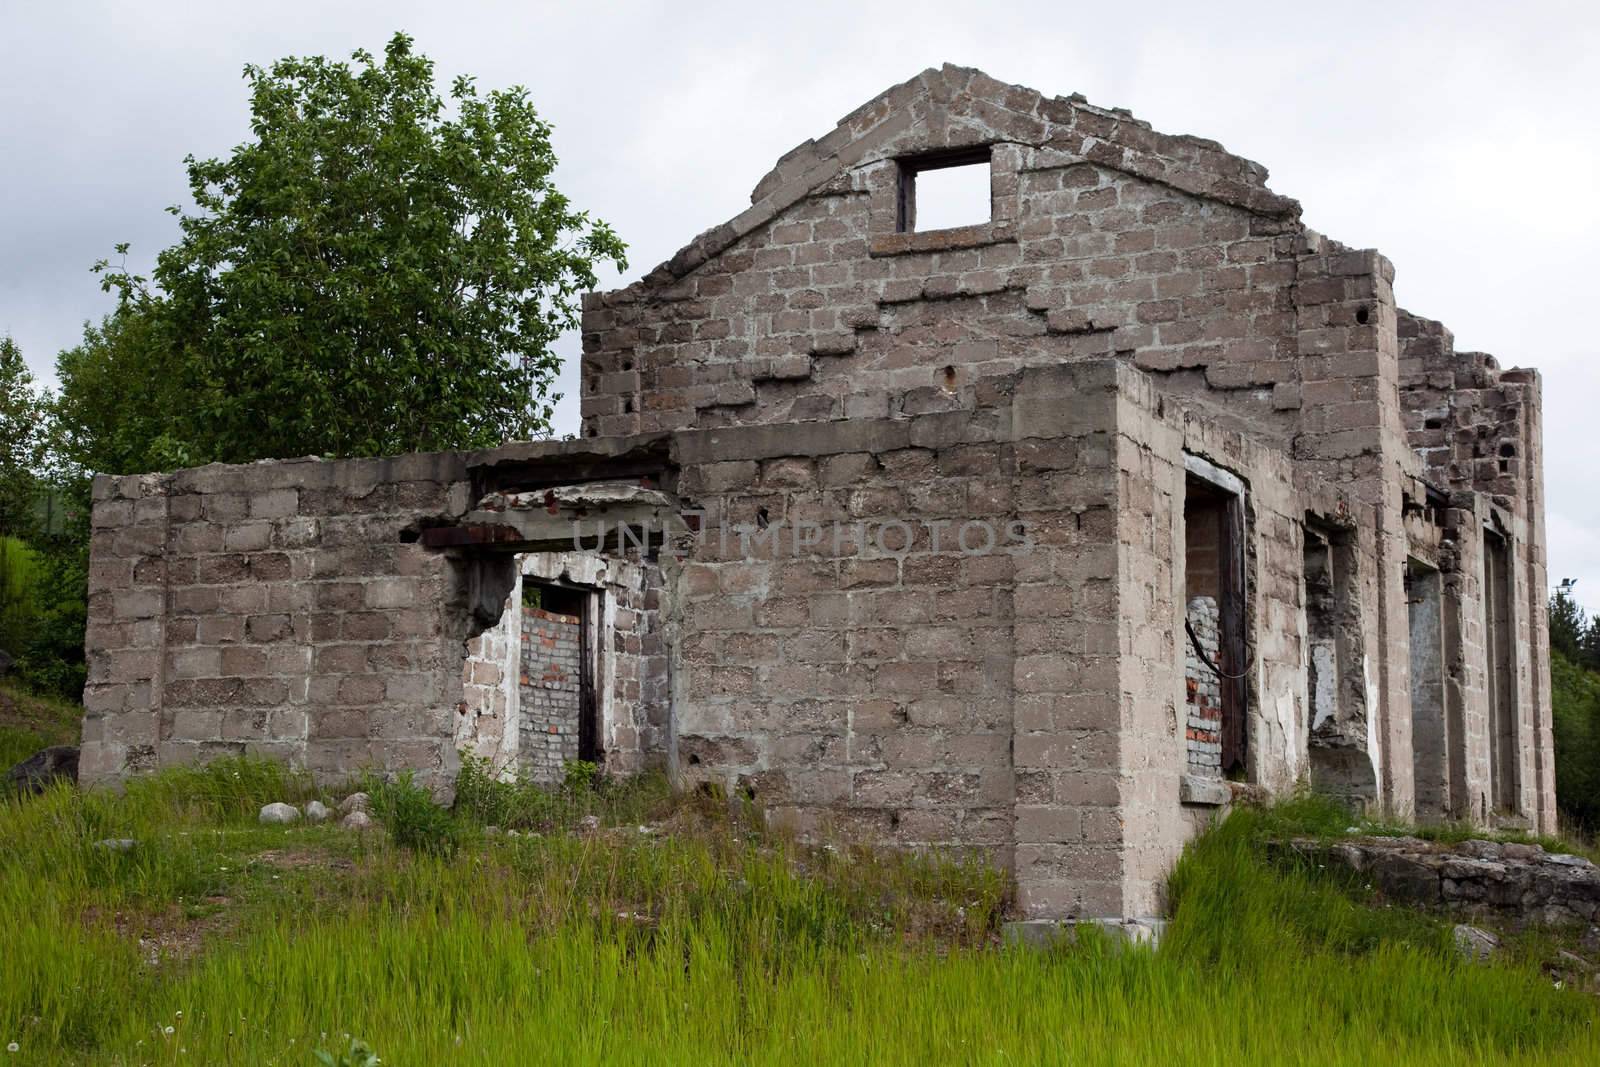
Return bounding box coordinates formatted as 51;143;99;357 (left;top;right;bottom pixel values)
1369;851;1443;903
1306;835;1600;926
1556;949;1595;974
339;810;374;832
337;792;371;816
259;802;300;825
6;745;79;795
576;814;602;835
303;800;330;823
1453;923;1501;962
92;838;136;852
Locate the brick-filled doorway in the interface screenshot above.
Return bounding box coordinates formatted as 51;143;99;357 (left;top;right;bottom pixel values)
519;582;600;781
1183;455;1248;778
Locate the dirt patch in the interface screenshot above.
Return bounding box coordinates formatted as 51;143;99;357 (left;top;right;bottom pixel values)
251;846;355;872
84;900;236;969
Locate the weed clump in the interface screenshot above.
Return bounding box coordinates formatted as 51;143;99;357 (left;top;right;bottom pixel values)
367;772;459;858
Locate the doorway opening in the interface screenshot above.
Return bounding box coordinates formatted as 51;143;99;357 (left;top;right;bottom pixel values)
1182;456;1248;778
1406;559;1450;820
520;580;600;781
1483;529;1518;814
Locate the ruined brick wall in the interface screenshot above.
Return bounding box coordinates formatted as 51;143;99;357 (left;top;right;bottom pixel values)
77;67;1560;920
1184;596;1222;775
1107;363;1332;911
458;579;519;773
1399;309;1555;830
580;64;1451;825
80;454;473;789
666;360;1343;919
580;66;1304;446
519;605;581;782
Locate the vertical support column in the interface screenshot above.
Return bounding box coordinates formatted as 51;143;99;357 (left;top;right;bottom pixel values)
1009;361;1127;920
80;473;169;784
1293;237;1413;817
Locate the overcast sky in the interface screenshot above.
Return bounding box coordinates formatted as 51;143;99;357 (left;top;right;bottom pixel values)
4;1;1598;605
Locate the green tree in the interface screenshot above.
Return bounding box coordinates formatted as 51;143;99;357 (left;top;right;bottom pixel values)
53;307;200;478
1551;649;1600;834
0;337;48;537
1550;579;1586;664
91;31;624;465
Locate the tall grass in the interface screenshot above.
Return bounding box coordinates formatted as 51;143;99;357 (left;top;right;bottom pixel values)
0;764;1595;1065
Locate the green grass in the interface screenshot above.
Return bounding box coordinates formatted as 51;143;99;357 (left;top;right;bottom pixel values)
0;678;82;768
0;766;1595;1065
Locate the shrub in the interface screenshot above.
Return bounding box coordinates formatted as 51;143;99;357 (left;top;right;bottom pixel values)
370;773;459;858
562;758;598;793
451;752;674;832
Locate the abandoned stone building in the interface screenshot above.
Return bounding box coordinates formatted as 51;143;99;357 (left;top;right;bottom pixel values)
78;66;1555;924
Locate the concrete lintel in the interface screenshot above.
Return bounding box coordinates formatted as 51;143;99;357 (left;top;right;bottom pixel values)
1184;451;1246;497
674;418;913;465
1179;773;1230;807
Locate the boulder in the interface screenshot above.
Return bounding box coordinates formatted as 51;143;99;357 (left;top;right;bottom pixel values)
92;838;137;853
7;745;79;795
1453;923;1501;962
303;800;331;823
340;810;374;832
259;802;300;825
337;792;371;816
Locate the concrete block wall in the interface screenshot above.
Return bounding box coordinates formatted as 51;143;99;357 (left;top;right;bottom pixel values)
1399;309;1555;831
670;409;1041;860
576;64;1510;831
664;360;1346;919
581;66;1305;446
1006;362;1126;917
81;453;472;790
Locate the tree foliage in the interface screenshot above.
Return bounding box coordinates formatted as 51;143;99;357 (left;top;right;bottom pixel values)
1549;583;1600;834
52;308;199;479
0;337;49;537
1549;580;1600;673
89;32;625;465
1551;648;1600;834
